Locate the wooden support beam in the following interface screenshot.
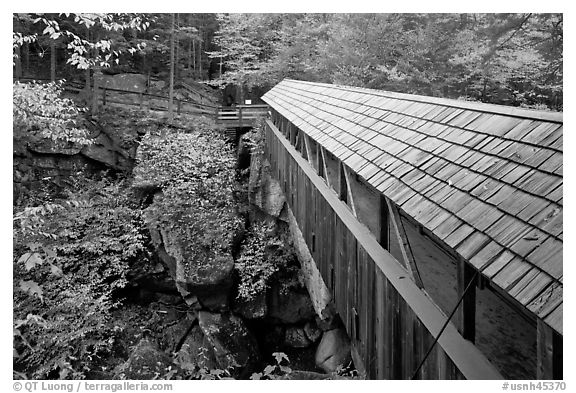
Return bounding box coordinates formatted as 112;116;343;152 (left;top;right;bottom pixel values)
379;194;390;251
385;198;424;289
537;319;563;379
457;258;476;343
294;129;301;151
316;140;323;176
319;146;330;187
301;133;309;161
342;165;358;217
338;161;348;204
303;134;314;168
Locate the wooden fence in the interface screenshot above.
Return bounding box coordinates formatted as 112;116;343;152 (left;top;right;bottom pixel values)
14;77;218;116
264;118;503;380
71;85;218;116
216;105;270;128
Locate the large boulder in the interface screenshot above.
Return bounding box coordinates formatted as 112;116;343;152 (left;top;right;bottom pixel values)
97;73;147;93
198;311;261;378
233;289;267;319
27;136;83;156
284;326;312;348
115;339;173;379
280;371;352;380
150;223;235;312
304;320;323;343
268;282;316;324
315;328;352;373
248;153;286;220
161;316;198;352
175;325;219;372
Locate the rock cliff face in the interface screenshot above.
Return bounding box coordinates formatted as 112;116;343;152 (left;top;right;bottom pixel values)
148;220;237;311
13;109;148;204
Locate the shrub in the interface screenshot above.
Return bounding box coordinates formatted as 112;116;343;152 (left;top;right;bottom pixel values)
13;81;91;145
235;222;293;301
13;178;147;379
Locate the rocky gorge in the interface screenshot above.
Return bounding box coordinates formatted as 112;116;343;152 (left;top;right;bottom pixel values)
13;108;356;380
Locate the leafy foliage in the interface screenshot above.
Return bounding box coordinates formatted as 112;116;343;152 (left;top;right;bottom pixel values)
135;117;243;272
13;81;91;145
211;13;562;110
172;346;233;380
13;178;148;379
13;13;150;70
235;222;291;301
250;352;292;380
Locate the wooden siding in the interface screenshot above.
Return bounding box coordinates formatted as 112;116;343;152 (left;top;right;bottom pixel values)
262;79;562;335
264;119;502;380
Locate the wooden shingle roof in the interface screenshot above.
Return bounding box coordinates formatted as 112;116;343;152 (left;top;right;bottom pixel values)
262;79;563;334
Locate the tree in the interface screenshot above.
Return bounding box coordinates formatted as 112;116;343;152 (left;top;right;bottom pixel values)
13;13;150;113
168;13;175;123
210;13;562;110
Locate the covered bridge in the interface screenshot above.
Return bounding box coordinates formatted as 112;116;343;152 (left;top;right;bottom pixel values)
261;79;562;379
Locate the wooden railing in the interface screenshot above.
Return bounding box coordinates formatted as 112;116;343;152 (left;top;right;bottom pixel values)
15;78;271;128
72;85;218;116
216;105;269;128
264;118;503;380
175;80;219;107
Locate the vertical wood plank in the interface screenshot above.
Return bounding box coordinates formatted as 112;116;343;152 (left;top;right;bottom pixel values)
385;278;395;379
402;300;414;379
457;259;477;343
537;319;562;379
411;317;422;379
375;269;387;379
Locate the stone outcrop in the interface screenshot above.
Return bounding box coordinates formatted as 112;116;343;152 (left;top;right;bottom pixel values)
247;147;286;221
13;110;144;203
198;311;261;378
284;326;312;348
303;320;323;343
233;289;267;320
268;282;316;324
176;325;219;371
115;339;173;379
97;73;147;93
280;370;351;380
149;222;236;312
315;328;352;373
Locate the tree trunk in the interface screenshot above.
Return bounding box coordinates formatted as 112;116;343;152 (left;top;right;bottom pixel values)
188;39;192;77
187;14;192;77
84;68;91;94
168;13;175;125
198;39;203;79
92;67;100;116
175;13;179;81
84;27;91;96
91;28;100;116
198;14;203;79
50;40;56;82
14;45;22;80
23;42;30;77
